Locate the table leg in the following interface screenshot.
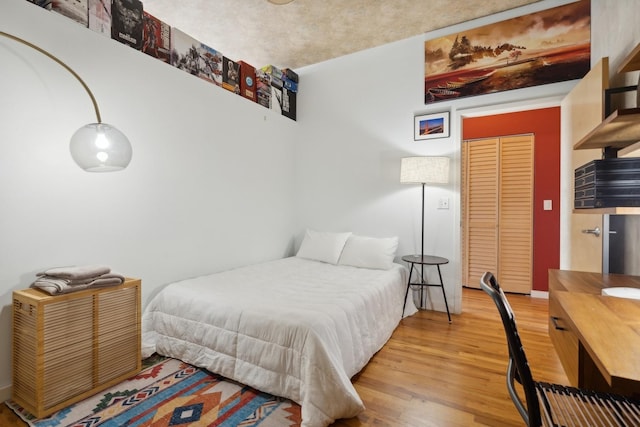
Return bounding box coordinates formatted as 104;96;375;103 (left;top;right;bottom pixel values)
436;265;451;323
402;262;415;318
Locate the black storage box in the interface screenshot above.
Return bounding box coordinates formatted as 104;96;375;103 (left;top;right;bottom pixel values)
574;158;640;208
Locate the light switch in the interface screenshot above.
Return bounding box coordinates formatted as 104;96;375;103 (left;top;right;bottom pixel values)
543;200;552;210
438;197;450;209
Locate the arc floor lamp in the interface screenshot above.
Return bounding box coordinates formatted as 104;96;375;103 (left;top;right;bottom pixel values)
0;31;132;172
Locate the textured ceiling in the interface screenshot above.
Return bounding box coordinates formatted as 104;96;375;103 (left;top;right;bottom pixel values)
142;0;542;70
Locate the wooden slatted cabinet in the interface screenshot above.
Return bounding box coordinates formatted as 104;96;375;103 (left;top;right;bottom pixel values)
12;278;141;418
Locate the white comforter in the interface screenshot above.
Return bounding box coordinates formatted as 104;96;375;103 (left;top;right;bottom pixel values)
141;257;416;427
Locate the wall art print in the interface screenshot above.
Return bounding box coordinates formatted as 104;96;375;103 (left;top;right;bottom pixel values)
424;0;590;104
414;111;449;140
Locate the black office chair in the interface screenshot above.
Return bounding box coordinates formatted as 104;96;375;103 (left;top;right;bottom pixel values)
480;271;640;427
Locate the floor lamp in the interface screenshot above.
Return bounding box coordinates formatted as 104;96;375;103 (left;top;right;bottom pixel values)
1;31;132;172
400;156;450;283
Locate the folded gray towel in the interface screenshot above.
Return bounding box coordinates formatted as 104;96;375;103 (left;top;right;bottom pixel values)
31;272;126;295
37;265;111;281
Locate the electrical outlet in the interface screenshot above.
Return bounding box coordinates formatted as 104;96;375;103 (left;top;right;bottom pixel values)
438;197;450;209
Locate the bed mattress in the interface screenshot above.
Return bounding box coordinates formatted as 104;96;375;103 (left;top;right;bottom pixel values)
142;256;416;427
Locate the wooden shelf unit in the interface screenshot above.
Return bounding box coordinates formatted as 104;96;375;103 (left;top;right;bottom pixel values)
573;43;640;152
573;206;640;215
573;108;640;150
618;42;640;73
570;44;640;213
12;278;141;418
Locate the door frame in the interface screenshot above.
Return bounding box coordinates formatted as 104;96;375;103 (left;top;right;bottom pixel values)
457;97;562;294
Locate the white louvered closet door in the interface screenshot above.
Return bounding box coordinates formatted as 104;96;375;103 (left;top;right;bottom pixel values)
462;135;533;294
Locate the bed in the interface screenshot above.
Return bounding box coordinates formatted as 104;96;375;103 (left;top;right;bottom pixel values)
141;231;417;427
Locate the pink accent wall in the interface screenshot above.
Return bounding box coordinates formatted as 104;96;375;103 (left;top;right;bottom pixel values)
462;107;560;292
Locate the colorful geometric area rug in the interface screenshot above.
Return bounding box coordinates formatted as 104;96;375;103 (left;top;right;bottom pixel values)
6;355;301;426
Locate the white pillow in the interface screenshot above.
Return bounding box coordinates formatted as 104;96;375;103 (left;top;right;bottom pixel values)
296;229;352;264
338;235;399;270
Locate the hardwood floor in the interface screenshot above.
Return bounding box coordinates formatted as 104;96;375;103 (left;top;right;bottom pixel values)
332;287;567;427
0;287;566;426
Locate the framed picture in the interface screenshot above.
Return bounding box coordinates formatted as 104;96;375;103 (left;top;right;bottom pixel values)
414;111;449;140
424;0;590;104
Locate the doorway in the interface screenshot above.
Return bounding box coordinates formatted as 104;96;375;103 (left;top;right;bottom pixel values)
461;107;561;293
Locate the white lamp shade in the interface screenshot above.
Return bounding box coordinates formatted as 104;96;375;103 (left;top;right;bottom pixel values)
400;156;449;184
70;123;133;172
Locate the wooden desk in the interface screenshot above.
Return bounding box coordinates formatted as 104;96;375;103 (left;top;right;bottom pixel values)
548;270;640;396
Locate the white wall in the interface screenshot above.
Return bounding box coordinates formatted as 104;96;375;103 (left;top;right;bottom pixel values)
2;0;638;401
294;0;579;315
0;0;297;393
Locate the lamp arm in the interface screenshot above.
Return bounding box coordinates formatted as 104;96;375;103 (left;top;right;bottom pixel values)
0;31;102;123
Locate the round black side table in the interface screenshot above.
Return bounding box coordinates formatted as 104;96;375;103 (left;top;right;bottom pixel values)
401;254;451;322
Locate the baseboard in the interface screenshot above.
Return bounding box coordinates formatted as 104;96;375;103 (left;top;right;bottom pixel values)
0;383;11;402
530;290;549;299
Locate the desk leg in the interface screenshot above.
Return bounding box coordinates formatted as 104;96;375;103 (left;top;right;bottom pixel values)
402;262;414;318
436;265;451;323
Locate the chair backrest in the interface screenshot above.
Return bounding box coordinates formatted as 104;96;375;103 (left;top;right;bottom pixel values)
480;272;542;427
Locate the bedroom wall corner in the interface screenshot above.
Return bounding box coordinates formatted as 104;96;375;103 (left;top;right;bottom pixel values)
0;384;10;406
0;0;297;391
292;0;584;317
